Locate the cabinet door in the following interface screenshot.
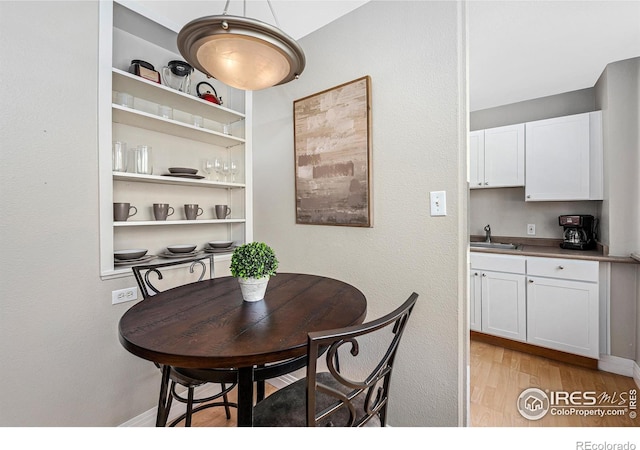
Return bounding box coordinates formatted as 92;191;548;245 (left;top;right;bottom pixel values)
470;271;482;332
483;124;525;188
525;112;592;201
527;276;599;358
481;271;526;341
469;130;485;188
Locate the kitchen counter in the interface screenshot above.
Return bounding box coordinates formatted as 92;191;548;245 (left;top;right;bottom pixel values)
470;236;639;264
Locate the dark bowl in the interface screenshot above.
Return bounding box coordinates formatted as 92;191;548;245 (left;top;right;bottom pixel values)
167;244;197;253
114;249;148;260
168;167;198;175
208;240;233;248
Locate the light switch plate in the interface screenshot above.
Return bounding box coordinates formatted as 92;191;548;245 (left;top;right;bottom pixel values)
430;191;447;216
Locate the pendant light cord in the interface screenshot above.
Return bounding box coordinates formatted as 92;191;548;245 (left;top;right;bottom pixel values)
221;0;281;28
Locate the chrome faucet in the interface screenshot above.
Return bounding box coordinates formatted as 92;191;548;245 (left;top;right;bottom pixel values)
484;224;491;243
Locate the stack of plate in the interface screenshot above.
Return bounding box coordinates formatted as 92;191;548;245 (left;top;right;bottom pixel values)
204;241;236;253
114;249;156;266
160;244;201;258
162;167;204;180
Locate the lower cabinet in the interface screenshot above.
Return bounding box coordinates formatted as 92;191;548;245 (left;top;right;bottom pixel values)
526;258;599;358
470;254;526;341
470;253;599;359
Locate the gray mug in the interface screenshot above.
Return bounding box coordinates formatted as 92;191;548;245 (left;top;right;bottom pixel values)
215;204;231;219
153;203;174;221
184;204;203;220
114;202;137;222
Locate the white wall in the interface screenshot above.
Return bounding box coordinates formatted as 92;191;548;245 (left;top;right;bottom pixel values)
0;1;159;425
252;1;468;426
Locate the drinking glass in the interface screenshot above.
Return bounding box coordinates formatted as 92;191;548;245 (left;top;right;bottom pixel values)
134;145;153;175
222;161;230;182
203;159;213;180
213;158;223;181
230;159;239;183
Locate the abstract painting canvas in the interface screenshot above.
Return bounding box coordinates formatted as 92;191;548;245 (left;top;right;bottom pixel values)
293;76;372;227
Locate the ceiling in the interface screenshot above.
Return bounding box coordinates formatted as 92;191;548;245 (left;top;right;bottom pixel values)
135;0;640;111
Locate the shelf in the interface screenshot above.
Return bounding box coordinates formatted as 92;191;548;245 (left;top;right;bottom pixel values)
113;172;245;188
114;219;246;227
104;252;233;279
113;105;245;148
113;68;244;124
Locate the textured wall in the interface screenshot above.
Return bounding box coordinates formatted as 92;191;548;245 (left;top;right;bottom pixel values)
0;1;160;425
252;1;467;426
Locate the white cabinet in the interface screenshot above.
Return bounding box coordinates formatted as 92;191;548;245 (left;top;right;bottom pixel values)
526;257;599;358
469;123;525;189
98;2;253;278
470;254;527;341
525;111;603;201
470;253;600;358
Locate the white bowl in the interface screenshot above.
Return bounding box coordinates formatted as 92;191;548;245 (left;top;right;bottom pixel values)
114;249;148;260
208;241;233;249
167;244;197;254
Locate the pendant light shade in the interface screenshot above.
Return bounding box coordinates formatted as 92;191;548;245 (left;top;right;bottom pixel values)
177;14;305;91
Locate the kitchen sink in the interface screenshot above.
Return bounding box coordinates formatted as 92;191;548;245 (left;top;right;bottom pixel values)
470;242;522;250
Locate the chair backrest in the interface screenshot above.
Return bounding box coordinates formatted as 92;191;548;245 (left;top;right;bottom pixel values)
305;292;419;427
132;254;214;299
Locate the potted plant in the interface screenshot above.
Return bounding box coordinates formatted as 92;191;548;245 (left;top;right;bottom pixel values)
230;242;279;302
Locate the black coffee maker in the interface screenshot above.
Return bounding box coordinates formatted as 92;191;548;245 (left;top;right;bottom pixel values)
559;215;598;250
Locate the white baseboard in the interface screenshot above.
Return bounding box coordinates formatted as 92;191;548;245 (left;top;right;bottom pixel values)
119;376;297;427
598;353;640;386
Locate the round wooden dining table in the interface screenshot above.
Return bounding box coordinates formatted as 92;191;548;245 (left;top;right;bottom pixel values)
118;272;367;427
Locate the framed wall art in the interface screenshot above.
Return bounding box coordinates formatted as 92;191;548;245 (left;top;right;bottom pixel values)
293;76;372;227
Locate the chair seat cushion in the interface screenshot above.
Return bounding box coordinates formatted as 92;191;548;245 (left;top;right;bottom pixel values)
253;372;381;427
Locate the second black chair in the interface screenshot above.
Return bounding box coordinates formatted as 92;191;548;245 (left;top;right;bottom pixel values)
131;254;238;427
253;292;419;427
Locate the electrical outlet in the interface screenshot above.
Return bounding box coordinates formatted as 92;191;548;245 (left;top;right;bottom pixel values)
112;287;138;305
527;224;536;235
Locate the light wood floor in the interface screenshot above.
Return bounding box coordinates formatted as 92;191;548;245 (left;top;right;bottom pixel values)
177;340;639;427
470;340;638;427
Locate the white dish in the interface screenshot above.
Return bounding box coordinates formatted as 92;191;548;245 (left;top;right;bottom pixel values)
167;244;197;253
160;250;202;259
208;240;234;248
204;246;237;253
114;249;148;260
114;254;157;266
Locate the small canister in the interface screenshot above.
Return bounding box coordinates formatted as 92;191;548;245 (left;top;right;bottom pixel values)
128;60;160;83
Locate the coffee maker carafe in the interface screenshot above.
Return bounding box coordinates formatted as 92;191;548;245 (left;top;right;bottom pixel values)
161;60;193;93
559;215;597;250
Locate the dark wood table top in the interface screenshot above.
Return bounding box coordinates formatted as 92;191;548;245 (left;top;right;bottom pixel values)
118;273;368;370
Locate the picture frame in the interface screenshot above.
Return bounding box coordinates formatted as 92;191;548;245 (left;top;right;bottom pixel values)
293;76;372;227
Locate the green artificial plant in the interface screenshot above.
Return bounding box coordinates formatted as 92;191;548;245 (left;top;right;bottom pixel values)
230;242;279;280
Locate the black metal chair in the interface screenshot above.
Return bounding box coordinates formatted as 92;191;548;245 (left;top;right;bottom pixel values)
131;254;238;427
252;292;419;427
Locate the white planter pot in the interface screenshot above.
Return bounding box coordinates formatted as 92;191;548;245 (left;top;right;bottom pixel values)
237;276;269;302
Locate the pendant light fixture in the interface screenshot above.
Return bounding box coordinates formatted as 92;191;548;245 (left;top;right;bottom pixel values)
177;0;305;91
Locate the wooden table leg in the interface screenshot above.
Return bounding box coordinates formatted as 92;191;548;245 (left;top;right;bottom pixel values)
237;366;254;427
156;364;171;427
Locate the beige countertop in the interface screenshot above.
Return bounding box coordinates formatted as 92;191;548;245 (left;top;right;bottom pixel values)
470;236;639;264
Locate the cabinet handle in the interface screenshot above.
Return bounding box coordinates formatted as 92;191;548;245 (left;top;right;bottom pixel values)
482;273;487;277
529;279;534;283
484;182;489;185
474;272;479;276
558;265;564;270
477;183;482;186
527;195;531;198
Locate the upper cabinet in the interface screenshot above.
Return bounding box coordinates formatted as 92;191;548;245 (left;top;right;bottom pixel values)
525;111;603;201
470;123;525;189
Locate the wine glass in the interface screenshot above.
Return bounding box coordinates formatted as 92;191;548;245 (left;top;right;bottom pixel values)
221;161;230;182
230;159;239;182
202;159;213;180
213;158;222;181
